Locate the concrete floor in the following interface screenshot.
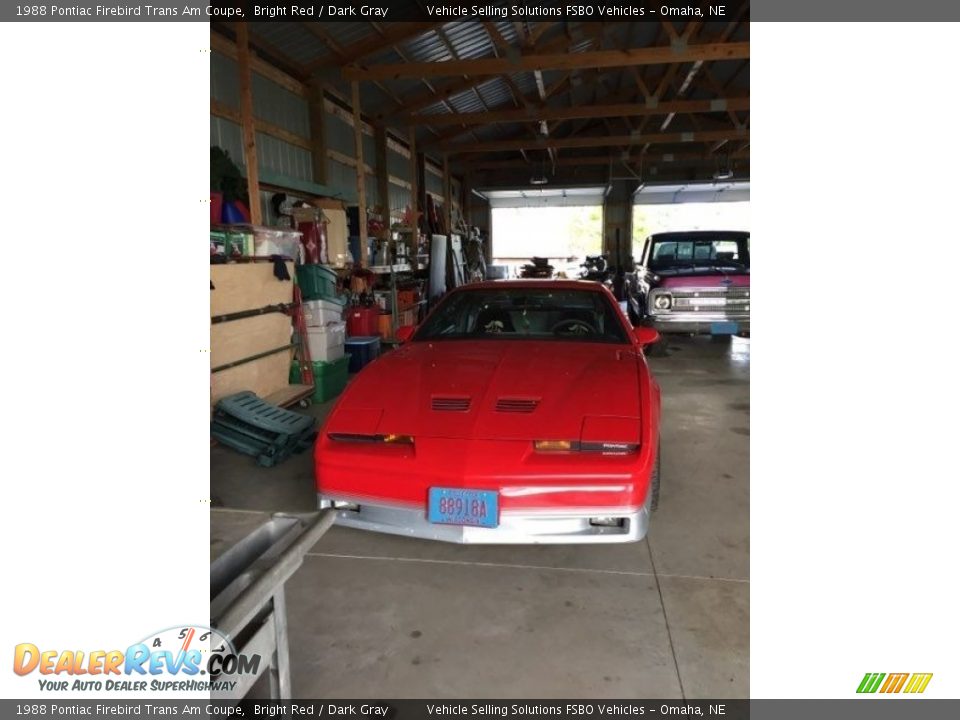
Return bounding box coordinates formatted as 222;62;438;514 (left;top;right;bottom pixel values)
211;335;749;699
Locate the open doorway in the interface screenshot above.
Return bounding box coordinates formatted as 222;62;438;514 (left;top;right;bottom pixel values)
490;206;602;277
633;182;750;258
483;187;605;278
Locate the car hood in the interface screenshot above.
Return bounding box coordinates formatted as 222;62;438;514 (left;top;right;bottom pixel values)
327;339;643;442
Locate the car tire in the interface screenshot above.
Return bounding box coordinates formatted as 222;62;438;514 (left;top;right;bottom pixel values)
649;442;661;512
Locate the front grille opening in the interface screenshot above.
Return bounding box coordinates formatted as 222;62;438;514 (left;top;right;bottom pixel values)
432;396;471;412
589;517;626;528
496;398;540;413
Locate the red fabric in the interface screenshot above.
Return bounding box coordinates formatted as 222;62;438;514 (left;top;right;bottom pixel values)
298;221;322;265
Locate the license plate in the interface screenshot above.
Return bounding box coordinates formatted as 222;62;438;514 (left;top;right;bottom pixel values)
428;488;498;528
711;321;739;335
695;297;727;306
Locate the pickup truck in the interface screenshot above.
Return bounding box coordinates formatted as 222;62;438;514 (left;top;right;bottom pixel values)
637;230;750;337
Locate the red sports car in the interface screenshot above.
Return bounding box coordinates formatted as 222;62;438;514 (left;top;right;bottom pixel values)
314;280;662;544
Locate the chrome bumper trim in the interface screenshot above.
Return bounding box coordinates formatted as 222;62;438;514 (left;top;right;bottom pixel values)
650;313;750;335
317;494;650;544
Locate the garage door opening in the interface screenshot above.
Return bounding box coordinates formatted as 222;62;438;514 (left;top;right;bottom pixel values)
633;182;750;257
485;187;605;277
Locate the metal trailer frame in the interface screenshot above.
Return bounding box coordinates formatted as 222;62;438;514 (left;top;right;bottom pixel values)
210;510;336;700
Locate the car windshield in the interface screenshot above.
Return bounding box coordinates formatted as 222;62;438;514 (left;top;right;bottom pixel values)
413;287;630;344
649;236;750;272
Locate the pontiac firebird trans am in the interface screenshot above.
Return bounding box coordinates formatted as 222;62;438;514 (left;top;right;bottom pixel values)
314;280;662;544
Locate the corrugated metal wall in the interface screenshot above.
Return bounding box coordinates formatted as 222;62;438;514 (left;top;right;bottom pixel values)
211;43;451;218
211;50;313;184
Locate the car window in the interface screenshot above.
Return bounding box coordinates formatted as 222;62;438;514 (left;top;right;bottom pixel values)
414;288;630;344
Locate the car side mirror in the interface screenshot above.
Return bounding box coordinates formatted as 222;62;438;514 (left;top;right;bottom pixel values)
396;325;416;343
633;326;660;347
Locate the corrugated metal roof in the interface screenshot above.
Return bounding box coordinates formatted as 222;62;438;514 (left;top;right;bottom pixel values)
447;90;486;114
403;29;453;63
249;22;326;65
444;22;495;60
475;78;514;109
328;22;378;47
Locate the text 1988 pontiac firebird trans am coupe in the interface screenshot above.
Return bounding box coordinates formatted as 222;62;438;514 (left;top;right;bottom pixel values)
314;280;661;544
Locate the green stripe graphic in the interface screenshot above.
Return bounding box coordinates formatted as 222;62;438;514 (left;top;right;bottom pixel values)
857;672;885;693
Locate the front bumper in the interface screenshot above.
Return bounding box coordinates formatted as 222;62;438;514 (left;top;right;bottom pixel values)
317;494;650;544
650;312;750;335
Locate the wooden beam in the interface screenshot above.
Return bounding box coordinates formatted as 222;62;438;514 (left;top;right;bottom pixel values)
304;24;403;107
211;31;305;97
378;33;581;118
351;81;368;267
474;149;750;170
375;125;390;220
235;23;261;225
442;129;748;154
344;42;750;81
407;97;748;127
443;154;452;235
409;128;419;229
211;99;313;151
307;22;436;72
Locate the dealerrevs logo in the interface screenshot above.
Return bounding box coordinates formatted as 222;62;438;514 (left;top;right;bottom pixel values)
857;672;933;694
13;625;260;693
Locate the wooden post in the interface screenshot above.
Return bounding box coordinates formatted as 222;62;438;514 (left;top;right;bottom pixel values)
308;79;328;186
351;81;368;267
443;153;452;235
236;23;261;225
409;128;418;230
375;125;390;226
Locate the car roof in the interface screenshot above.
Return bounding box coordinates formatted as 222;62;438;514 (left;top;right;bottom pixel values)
451;279;608;292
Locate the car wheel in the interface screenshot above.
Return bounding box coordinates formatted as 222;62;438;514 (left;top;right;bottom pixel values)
649;442;661;512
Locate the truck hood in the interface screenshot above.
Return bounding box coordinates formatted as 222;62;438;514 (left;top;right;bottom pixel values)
657;274;750;289
326;339;642;442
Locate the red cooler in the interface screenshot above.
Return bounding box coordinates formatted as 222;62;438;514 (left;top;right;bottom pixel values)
346;306;379;337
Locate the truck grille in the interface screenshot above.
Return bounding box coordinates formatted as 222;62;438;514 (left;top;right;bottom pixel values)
668;287;749;310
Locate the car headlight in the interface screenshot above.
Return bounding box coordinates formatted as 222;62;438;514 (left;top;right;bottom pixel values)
653;294;672;310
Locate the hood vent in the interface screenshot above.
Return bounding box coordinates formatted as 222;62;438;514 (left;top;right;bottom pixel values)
432;396;471;412
496;398;540;413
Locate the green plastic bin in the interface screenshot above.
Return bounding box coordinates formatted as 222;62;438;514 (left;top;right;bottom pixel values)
290;354;350;403
296;265;344;304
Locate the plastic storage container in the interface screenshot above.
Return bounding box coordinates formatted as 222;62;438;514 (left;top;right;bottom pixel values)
378;313;393;340
346;306;379;337
305;321;345;362
303;298;344;328
344;336;381;373
297;265;344;304
290;355;350;403
253;227;301;260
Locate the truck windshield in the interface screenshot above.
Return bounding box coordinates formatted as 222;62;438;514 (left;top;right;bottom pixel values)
649;237;750;272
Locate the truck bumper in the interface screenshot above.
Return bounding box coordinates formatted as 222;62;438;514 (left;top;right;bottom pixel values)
650;314;750;336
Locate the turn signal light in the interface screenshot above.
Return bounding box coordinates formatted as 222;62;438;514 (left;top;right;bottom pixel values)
534;440;639;455
329;433;414;445
533;439;573;452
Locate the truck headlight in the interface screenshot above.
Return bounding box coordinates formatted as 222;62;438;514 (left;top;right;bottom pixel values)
653;294;672;310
